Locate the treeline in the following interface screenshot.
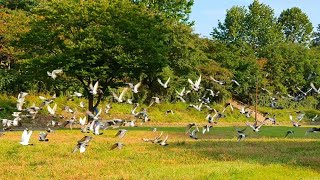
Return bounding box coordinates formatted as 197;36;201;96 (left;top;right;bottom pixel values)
0;0;320;109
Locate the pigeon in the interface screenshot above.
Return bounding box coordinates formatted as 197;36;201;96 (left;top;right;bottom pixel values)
46;127;54;133
73;136;93;153
114;129;127;138
235;127;247;134
296;86;312;96
289;115;301;127
165;110;174;115
79;116;87;126
47;69;63;79
305;127;320;135
176;87;186;97
86;109;102;121
189;103;202;111
79;102;85;108
39;94;56;107
17;92;28;111
105;104;112;114
143;131;163;143
285;130;294;138
237;133;246;142
126;82;142;93
189;126;199;139
311;114;318;122
186;123;196;134
231;79;240;86
20;129;33;146
188;75;201;91
202;124;212;134
159;135;169;146
110;142;124;150
73;92;83;97
210;76;225;85
47;103;57;116
246;122;264;132
157;77;170;88
89;81;99;95
112;88;128;103
310;82;320;94
93;120;103;135
39;132;49;141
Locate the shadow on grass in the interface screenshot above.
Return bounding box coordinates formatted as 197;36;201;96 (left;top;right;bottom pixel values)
170;139;320;171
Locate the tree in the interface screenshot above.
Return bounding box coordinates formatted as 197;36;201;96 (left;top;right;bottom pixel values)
17;0;180;113
278;7;313;45
211;0;282;55
312;24;320;47
131;0;194;24
0;0;38;11
211;6;247;44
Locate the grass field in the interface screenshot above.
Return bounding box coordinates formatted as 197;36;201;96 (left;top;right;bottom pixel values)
1;126;319;179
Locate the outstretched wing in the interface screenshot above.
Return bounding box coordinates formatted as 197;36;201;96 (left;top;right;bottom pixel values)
157;79;165;87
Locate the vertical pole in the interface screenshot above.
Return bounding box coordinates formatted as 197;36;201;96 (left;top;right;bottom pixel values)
255;75;258;124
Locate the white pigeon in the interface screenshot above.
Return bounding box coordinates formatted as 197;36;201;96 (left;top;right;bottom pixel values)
127;82;142;93
79;117;87;126
47;69;63;79
231;79;240;86
89;81;99;95
47;103;57;116
105;104;112;114
210;76;225;85
86;109;102;121
79;102;85;108
157;77;170;88
17;92;28;111
159;135;169;146
20;129;33;146
188;75;201;91
310;82;320;94
176;87;186;97
112;88;128;103
246;122;264;132
93;121;103;135
73;92;83;97
311;114;318;122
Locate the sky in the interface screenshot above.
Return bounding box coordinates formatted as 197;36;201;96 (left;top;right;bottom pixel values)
189;0;320;37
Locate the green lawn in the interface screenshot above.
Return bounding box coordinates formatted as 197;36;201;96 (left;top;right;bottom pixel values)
0;126;319;179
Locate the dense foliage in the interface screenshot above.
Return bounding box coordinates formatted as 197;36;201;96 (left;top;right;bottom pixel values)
0;0;320;109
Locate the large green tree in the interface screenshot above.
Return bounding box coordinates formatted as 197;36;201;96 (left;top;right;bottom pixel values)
17;0;181;112
278;7;313;45
211;0;282;55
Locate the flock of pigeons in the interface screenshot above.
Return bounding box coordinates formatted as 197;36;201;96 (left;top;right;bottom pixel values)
1;69;320;152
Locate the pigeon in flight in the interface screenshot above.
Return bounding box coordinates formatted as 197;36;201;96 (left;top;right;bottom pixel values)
47;69;63;79
39;132;49;141
110;142;124;150
73;136;93;153
157;77;170;89
114;129;127;139
188;75;201;91
285;130;294;138
89;81;99;95
20;129;33;146
126;82;142;93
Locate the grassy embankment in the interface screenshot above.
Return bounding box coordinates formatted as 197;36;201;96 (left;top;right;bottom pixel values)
1;94;320;126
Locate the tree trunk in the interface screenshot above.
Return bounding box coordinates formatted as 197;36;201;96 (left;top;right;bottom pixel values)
88;93;94;113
